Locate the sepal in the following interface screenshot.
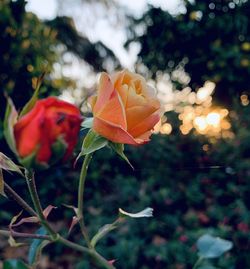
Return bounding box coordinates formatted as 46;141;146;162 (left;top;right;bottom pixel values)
109;142;133;168
77;129;108;160
3;97;18;155
19;72;45;117
81;117;93;129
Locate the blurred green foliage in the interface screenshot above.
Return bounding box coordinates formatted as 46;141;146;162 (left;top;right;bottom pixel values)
1;103;250;268
127;0;250;105
0;0;60;113
0;0;250;268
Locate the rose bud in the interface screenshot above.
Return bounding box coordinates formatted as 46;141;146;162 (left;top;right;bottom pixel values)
14;97;82;167
89;70;161;145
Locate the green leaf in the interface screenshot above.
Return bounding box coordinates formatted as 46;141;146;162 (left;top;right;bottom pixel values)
78;129;108;158
91;222;118;248
8;211;25;247
19;72;45;117
109;142;133;168
81;117;93;129
0;169;6;197
3;260;29;269
28;227;50;265
197;234;233;259
3;97;18;154
119;207;154;218
0;152;23;175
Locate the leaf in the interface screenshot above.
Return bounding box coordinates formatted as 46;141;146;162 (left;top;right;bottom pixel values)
119;207;154;218
3;259;29;269
62;204;79;234
8;235;26;247
68;216;79;235
78;129;108;158
0;169;6;197
12;205;57;227
28;227;50;266
3;97;18;154
109;142;133;169
9;211;23;228
8;211;26;247
0;152;23;175
90;222;118;248
81;117;94;129
197;234;233;259
19;72;45;117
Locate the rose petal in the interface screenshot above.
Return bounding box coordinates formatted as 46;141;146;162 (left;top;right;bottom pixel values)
93;117;140;145
93;73;114;114
97;90;127;130
14;106;45;158
129;113;160;138
126;104;159;131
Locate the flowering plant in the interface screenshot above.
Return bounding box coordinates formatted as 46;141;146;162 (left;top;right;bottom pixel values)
0;71;233;269
0;71;161;268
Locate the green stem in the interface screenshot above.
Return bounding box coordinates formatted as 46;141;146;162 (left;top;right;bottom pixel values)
58;236;115;269
0;230;114;268
24;167;115;268
0;229;51;240
193;256;204;269
4;182;37;216
25;170;57;240
77;153;93;247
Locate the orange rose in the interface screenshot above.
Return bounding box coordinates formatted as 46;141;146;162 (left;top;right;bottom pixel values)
14;97;82;164
89;70;161;145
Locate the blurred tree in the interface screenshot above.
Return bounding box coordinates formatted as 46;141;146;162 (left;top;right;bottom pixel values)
126;0;250;105
0;0;119;140
0;0;59;113
46;16;119;72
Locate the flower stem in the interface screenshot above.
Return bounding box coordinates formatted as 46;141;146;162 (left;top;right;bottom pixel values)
25;170;57;240
0;230;115;268
23;166;114;268
0;229;51;240
77;153;93;247
58;236;115;269
4;182;37;216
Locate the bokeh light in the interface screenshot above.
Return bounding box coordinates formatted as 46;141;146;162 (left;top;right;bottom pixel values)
156;77;234;138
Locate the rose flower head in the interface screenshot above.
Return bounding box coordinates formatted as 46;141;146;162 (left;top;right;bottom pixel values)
14;97;82;167
89;70;161;145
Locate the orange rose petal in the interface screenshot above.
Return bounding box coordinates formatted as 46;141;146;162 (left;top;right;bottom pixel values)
129;113;160;138
97;90;127;129
113;70;126;90
93;117;140;145
116;84;129;107
126;86;146;108
93;73;114;113
135;131;152;144
126;104;159;131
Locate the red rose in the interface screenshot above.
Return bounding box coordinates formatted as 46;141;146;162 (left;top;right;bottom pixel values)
14;97;82;165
